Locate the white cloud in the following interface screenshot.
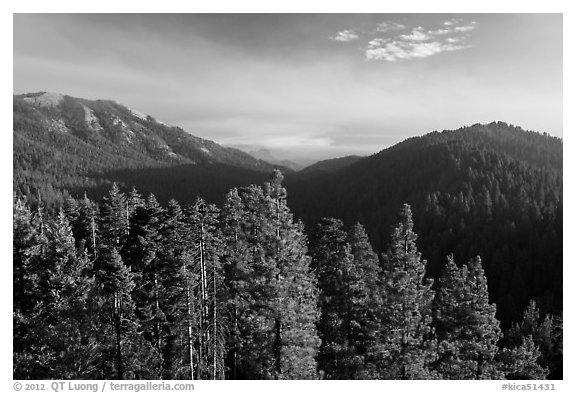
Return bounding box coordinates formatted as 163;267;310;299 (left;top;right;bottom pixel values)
331;29;359;42
428;28;452;35
376;21;407;33
443;19;461;26
365;40;468;62
364;19;477;62
400;27;430;41
454;22;478;33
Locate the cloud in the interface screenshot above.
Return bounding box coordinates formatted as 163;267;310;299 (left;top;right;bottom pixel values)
454;22;478;33
400;27;431;41
365;19;477;62
428;28;452;35
365;40;467;62
376;21;407;33
429;20;478;35
443;19;460;26
331;29;359;42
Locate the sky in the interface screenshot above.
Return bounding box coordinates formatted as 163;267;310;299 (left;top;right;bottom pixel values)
13;13;563;162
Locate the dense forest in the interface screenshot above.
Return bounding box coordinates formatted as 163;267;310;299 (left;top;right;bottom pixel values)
13;93;276;208
13;94;563;380
286;122;563;328
13;172;562;380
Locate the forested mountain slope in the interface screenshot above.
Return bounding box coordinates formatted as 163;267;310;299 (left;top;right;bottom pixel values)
13;93;279;207
13;97;562;329
286;122;563;326
296;155;363;177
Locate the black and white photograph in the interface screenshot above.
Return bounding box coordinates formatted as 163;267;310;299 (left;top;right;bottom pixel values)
10;8;566;387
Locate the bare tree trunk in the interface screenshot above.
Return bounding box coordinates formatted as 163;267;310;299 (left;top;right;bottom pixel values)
213;258;218;380
91;214;97;256
114;292;124;380
186;280;195;380
198;226;207;380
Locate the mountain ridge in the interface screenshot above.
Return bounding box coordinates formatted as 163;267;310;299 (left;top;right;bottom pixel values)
13;92;290;207
14;92;279;171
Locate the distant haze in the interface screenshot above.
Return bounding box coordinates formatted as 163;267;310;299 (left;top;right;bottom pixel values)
14;14;562;161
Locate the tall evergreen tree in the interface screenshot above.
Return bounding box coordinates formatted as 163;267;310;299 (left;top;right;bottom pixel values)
124;194;166;362
221;188;253;379
185;198;227;380
93;246;160;379
502;300;561;379
369;204;437;379
309;217;356;378
433;255;504;379
499;335;548;379
36;212;98;378
264;170;320;379
222;172;320;379
99;183;128;248
347;222;384;378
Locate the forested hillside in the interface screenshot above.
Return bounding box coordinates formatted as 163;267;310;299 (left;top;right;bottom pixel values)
13;93;278;208
13;95;563;380
13;173;562;380
286;122;563;327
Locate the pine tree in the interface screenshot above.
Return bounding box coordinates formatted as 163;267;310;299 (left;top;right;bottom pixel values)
502;299;559;379
309;217;355;378
499;335;548;379
264;170;320;379
222;172;320;379
159;199;191;379
13;196;38;314
369;204;436;379
124;194;166;360
347;222;384;378
93;246;160;379
185;198;227;380
433;255;504;379
99;183;128;248
221;188;253;379
37;212;98;378
74;193;99;258
13;196;44;378
233;184;278;378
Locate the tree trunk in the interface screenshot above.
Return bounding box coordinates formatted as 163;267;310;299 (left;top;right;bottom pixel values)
186;280;195;380
114;292;124;380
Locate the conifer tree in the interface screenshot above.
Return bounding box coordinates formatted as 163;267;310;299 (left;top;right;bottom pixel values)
124;194;166;356
159;199;191;379
13;196;43;378
233;184;278;378
99;183;128;248
433;255;504;379
222;172;320;379
370;204;436;379
93;246;160;379
185;198;227;380
347;222;384;378
73;193;99;258
221;188;253;379
13;196;38;314
502;300;560;379
37;212;98;378
499;335;548;379
264;170;320;379
309;217;356;378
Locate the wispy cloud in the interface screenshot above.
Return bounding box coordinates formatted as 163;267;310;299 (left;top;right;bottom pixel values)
364;19;477;62
330;29;359;42
376;21;407;33
365;40;467;62
429;20;478;35
400;27;431;42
